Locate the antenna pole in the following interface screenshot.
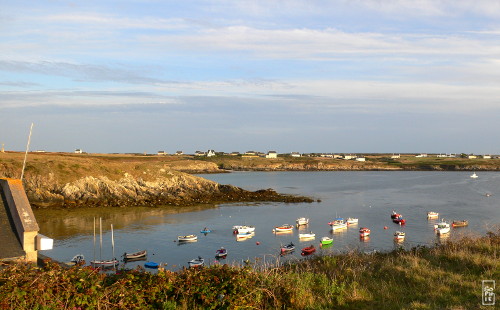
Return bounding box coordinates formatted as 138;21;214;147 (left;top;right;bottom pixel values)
20;123;34;181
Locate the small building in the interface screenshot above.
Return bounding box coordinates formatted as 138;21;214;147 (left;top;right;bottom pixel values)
320;153;334;158
416;154;428;158
175;151;184;156
157;151;167;156
74;149;83;154
391;154;401;159
245;151;257;156
343;155;357;160
194;151;205;156
483;155;492;159
291;152;301;157
207;150;216;157
266;151;278;159
468;155;477;159
229;152;240;156
356;157;366;162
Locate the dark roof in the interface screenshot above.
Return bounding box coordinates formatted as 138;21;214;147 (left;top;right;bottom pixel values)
0;189;24;260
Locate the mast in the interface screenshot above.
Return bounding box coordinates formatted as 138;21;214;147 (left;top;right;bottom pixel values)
93;217;96;263
111;224;116;272
20;122;34;181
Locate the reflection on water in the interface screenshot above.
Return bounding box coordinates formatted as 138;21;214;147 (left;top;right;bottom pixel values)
36;171;500;271
34;204;219;240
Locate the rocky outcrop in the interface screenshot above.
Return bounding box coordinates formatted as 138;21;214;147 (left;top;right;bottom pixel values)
24;172;313;208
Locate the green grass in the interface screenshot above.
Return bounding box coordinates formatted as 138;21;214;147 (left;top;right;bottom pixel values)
1;230;498;309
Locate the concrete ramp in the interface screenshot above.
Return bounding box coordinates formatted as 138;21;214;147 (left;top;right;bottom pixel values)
0;178;39;262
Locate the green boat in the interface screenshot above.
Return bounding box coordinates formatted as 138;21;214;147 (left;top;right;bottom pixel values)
320;237;333;245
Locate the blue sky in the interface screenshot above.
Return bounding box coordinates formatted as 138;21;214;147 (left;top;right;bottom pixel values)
1;0;500;154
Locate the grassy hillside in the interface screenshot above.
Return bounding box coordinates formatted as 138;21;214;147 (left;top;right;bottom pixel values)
1;230;498;309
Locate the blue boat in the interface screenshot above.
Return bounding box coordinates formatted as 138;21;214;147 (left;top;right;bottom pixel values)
144;261;159;269
200;227;212;233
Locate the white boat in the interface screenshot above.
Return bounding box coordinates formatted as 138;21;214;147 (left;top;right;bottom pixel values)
427;211;439;219
470;172;478;179
394;231;405;240
435;222;451;235
328;218;347;230
178;234;198;242
359;227;371;237
232;225;255;234
298;232;315;239
188;256;205;268
91;259;120;268
68;254;85;266
273;224;294;233
296;217;309;226
236;231;254;239
346;218;359;224
90;218;118;269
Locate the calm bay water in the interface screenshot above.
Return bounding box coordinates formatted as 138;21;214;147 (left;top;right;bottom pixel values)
36;171;500;271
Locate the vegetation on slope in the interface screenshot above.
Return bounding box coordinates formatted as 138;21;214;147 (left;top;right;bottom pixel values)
1;230;498;309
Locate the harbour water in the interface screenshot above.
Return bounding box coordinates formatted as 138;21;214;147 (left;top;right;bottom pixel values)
36;171;500;271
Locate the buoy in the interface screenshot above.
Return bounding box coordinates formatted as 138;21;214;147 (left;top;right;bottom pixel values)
384;226;388;230
256;241;260;245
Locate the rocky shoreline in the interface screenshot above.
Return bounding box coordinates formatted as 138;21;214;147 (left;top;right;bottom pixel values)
24;174;314;209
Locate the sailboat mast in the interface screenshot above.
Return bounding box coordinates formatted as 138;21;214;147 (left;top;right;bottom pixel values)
111;224;115;259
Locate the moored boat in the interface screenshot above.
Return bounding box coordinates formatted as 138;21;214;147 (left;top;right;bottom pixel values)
90;259;119;268
236;232;254;240
280;242;295;254
470;172;478;179
359;227;371;237
394;231;405;240
178;235;198;242
452;220;468;227
301;245;316;256
391;210;401;219
435;222;451;235
273;224;294;233
427;211;439;219
188;256;205;268
69;254;85;266
296;217;309;226
346;218;359;225
144;261;159;269
215;247;228;258
320;236;333;245
328;218;347;230
393;216;406;225
200;227;212;233
123;250;147;260
298;232;316;239
233;225;255;234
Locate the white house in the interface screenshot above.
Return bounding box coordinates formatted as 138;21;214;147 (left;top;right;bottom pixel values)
483;155;492;159
266;151;278;159
157;151;167;155
391;154;401;159
468;155;477;159
356;157;366;162
416;154;428;158
291;152;301;157
207;150;216;157
175;151;184;155
194;151;205;156
344;155;357;160
75;149;83;154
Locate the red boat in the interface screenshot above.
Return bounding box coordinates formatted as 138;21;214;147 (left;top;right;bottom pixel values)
393;217;406;225
359;227;371;237
301;245;316;256
391;210;402;219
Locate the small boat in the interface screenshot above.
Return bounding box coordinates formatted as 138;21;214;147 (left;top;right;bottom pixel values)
452;220;469;227
392;216;406;225
394;231;405;240
236;232;255;242
273;224;294;233
233;225;256;234
178;235;198;242
200;227;212;233
188;256;205;268
391;211;401;219
435;222;451;235
280;242;295;254
296;217;309;226
298;232;315;239
427;211;439;219
301;245;316;256
470;172;478;179
90;259;119;268
69;254;85;265
123;250;147;260
346;218;359;225
359;227;371;237
144;261;159;269
320;237;333;245
215;247;228;258
328;218;348;230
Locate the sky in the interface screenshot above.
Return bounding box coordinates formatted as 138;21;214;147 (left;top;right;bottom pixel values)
1;0;500;154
